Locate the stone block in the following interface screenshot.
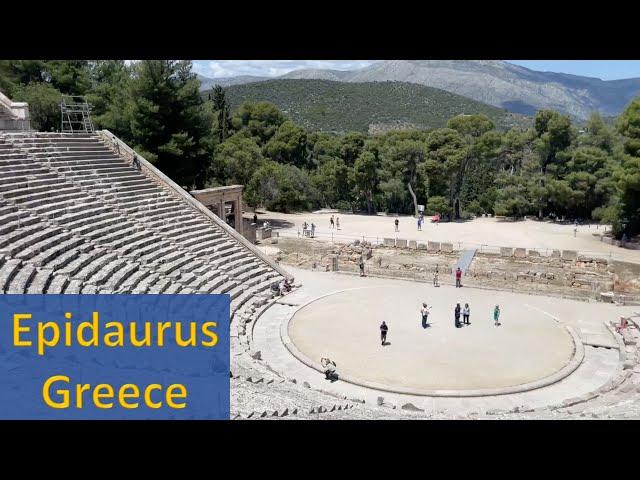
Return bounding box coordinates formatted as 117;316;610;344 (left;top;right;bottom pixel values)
527;249;540;257
500;247;513;257
408;240;417;249
551;249;561;258
441;242;453;253
562;250;577;260
396;239;407;248
417;242;427;250
427;241;440;252
514;248;526;258
383;238;395;247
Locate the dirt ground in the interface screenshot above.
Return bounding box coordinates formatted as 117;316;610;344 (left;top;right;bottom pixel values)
249;210;640;264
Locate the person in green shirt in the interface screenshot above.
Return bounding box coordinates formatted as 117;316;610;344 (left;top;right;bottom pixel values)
494;305;501;326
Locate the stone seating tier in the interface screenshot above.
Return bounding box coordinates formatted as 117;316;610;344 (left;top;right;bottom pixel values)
0;133;285;321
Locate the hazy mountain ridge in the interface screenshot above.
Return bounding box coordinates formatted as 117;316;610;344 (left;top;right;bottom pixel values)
197;61;640;119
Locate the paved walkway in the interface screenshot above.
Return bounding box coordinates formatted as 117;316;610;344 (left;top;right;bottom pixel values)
252;267;632;414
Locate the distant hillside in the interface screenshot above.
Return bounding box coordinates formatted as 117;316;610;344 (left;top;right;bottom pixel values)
211;79;531;133
197;61;640;120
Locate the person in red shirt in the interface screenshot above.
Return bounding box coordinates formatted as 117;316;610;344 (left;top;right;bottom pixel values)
455;267;462;288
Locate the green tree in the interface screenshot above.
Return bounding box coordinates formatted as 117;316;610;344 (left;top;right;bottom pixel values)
232;101;286;144
214;133;264;186
12;82;61;131
351;150;380;214
245;161;313;212
44;61;91;95
127;60;210;188
425;195;451;216
311;158;351;208
613;97;640;237
210;85;232;143
533;110;574;217
263;120;308;167
86;60;131;135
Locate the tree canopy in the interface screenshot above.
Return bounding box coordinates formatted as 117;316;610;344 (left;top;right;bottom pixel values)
2;60;638;238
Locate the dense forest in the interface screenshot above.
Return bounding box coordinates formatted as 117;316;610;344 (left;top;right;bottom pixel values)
1;60;639;239
219;79;531;132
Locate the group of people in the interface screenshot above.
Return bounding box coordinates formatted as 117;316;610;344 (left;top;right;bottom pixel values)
378;303;502;345
329;215;340;230
321;303;503;382
271;278;292;296
301;221;316;238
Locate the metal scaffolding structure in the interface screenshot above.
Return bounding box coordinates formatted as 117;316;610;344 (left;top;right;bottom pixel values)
60;95;94;133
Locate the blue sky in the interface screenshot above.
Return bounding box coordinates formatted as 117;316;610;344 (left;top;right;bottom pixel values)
192;60;640;81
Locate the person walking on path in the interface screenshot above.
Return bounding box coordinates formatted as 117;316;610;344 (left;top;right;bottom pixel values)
253;213;258;224
454;303;462;328
463;303;471;325
494;305;501;326
336;217;340;230
421;303;431;329
417;216;422;231
330;215;335;229
455;267;462;288
394;218;399;232
380;321;389;345
433;269;440;287
311;223;316;238
359;256;366;277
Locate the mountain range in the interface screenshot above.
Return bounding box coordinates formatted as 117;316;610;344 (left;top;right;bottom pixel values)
197;60;640;120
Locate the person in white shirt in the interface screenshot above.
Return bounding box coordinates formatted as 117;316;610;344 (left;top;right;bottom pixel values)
421;303;431;329
463;303;471;325
321;357;338;381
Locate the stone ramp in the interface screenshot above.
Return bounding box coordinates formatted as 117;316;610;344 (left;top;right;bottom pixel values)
456;248;477;273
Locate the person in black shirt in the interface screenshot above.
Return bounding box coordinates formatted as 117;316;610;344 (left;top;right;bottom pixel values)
380;321;389;345
253;213;258;224
454;303;462;328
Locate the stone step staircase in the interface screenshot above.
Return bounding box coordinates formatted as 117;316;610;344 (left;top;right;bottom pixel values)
0;133;288;325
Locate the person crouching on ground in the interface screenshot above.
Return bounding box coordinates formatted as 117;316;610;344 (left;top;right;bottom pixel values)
321;357;337;381
279;278;292;295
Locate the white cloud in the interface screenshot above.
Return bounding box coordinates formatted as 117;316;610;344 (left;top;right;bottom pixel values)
192;60;379;78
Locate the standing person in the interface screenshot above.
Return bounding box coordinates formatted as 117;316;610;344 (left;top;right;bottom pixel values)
394;218;399;232
463;303;471;325
417;216;421;231
455;267;462;288
359;256;366;277
336;217;340;230
493;305;501;326
454;303;462;328
311;223;316;238
433;269;439;287
253;213;258;224
330;215;335;229
421;303;431;329
380;321;389;345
